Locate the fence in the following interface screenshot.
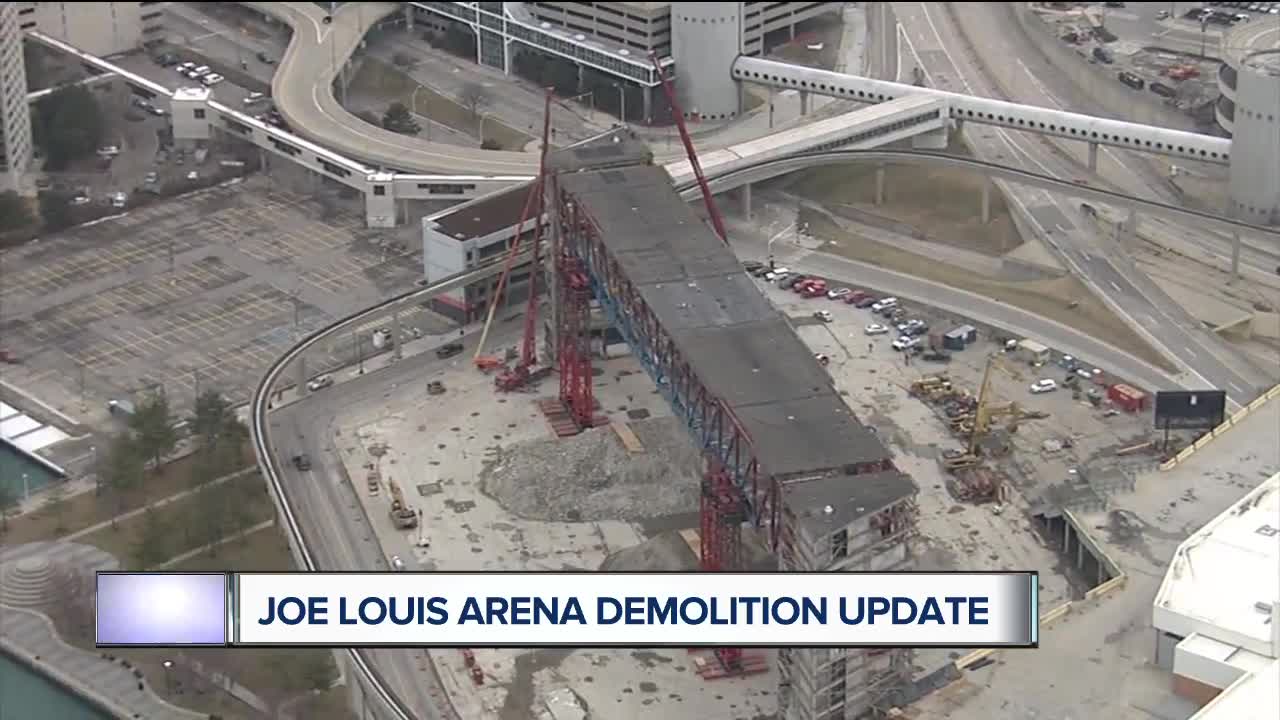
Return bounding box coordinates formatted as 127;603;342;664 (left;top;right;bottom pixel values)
1160;383;1280;470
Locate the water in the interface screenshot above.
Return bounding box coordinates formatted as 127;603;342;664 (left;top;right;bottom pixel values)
0;650;111;720
0;441;62;499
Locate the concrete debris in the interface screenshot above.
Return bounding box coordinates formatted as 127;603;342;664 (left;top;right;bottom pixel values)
599;531;698;572
480;417;700;522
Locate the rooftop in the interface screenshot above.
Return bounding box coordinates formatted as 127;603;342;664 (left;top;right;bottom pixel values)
781;470;917;534
558;164;897;480
1190;657;1280;720
426;186;536;242
1154;471;1280;650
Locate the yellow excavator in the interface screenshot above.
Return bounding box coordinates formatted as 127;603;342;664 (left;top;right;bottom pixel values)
388;478;419;530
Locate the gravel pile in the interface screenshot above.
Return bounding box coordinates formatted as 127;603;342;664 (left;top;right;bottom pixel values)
599;531;698;571
480;417;701;522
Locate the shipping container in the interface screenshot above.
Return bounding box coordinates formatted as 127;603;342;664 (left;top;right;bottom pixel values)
1107;383;1148;413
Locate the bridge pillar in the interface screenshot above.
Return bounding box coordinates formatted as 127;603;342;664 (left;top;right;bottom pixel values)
799;91;810;116
296;356;308;398
1087;142;1098;172
1119;209;1138;245
404;5;414;31
739;182;752;218
874;164;886;206
392;310;403;360
980;180;991;224
1230;232;1242;282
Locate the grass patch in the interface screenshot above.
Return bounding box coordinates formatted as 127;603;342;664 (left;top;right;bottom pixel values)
1;449;253;546
75;471;272;569
798;209;1177;374
348;57;533;150
781;139;1024;256
51;525;349;720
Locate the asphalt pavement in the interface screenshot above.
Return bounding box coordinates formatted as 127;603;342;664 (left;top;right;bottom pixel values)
271;349;463;720
890;1;1265;406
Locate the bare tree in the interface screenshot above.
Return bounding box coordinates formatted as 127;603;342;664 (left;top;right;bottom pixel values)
45;564;96;645
459;82;490;121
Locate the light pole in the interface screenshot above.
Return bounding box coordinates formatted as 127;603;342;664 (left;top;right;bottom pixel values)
767;223;796;268
21;473;29;501
411;85;431;140
163;660;173;696
478;112;490;143
613;82;626;124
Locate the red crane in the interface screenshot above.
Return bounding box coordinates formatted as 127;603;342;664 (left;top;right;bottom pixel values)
648;52;729;245
477;90;555;391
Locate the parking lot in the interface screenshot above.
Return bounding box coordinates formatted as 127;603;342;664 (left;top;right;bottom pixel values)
0;178;447;427
745;263;1170;670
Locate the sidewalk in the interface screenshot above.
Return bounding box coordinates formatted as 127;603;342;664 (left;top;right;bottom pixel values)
0;606;206;720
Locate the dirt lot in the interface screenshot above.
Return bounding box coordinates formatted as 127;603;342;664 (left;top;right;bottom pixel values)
796;209;1175;374
347;58;532;150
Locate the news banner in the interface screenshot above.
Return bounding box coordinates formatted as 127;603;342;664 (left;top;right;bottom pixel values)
95;571;1038;648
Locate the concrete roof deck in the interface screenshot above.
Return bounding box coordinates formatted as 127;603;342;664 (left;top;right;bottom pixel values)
559;164;895;481
1154;472;1279;649
781;469;917;535
427;185;535;242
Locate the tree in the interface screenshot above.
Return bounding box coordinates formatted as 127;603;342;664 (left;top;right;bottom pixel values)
191;389;236;448
382;102;420;135
0;191;33;232
0;485;18;534
355;109;381;127
130;507;171;570
32;85;106;171
197;481;231;554
42;482;69;534
100;432;144;526
129;392;178;472
459;82;490;121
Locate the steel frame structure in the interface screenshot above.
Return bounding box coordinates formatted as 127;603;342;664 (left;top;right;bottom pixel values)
554;184;778;532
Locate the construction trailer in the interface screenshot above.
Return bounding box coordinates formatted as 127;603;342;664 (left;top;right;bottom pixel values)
1016;339;1051;366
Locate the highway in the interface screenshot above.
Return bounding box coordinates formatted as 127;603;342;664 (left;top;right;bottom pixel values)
888;1;1268;406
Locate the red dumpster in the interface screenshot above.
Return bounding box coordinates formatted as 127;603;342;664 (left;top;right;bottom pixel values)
1107;383;1147;413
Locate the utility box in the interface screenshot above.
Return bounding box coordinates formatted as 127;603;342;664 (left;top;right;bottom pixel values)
1017;339;1050;366
1108;384;1148;413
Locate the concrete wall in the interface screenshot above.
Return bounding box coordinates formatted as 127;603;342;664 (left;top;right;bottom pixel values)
421;223;467;286
1226;53;1280;225
671;4;742;121
1006;3;1198;132
26;1;159;57
1174;673;1225;707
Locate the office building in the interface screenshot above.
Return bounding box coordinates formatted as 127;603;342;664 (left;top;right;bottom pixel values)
0;2;32;190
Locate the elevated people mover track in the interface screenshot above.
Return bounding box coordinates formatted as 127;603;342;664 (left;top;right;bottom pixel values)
250;251;528;720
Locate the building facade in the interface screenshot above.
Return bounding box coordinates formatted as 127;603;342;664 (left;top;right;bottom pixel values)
0;2;32;190
410;1;840;121
14;1;166;58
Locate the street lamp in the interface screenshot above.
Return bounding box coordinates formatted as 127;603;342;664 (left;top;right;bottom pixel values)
162;660;173;696
21;473;29;501
411;86;431;140
767;223;796;269
478;112;490;144
613;82;626;124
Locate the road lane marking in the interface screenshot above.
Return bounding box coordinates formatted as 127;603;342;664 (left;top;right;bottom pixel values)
1110;280;1121;292
1184;346;1197;359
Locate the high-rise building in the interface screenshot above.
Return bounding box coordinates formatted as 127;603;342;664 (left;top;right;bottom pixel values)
0;2;165;190
0;2;33;190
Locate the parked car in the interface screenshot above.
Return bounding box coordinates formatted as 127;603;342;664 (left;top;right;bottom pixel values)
851;295;878;308
243;91;267;106
202;73;224;86
292;454;312;471
436;342;464;359
892;336;921;351
780;274;807;290
865;323;889;336
1030;379;1058;394
97;145;120;158
69;195;92;206
844;290;870;305
871;297;899;313
813;310;834;323
257;51;275;64
307;374;334;392
763;267;789;281
814;353;830;366
827;287;852;301
742;260;764;273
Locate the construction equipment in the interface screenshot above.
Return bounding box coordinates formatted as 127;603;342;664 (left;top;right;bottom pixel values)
910;374;953;401
649;51;729;245
476;90;555;389
387;478;419;529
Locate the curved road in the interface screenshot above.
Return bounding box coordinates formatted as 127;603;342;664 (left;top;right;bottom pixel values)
245;1;540;174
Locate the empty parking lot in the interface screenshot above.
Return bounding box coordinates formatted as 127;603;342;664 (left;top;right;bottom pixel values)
0;178;446;423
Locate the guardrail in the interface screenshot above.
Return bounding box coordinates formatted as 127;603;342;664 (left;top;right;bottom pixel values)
249;250;529;720
1160;382;1280;471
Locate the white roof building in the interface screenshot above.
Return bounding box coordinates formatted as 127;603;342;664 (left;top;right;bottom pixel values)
1153;472;1279;714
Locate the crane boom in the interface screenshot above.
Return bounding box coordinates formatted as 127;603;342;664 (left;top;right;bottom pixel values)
648;52;729;245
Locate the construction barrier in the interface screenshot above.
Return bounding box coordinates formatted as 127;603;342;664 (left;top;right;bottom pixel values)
951;570;1128;672
1160;383;1280;471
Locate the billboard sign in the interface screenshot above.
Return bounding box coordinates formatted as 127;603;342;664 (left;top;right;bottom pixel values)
1154;390;1227;430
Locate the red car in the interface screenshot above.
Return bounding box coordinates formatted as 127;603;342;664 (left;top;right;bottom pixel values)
844;290;870;305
